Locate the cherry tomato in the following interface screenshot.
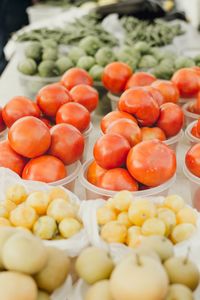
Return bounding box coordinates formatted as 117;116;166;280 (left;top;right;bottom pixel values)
126;140;176;187
87;160;107;186
93;133;131;169
39;117;52;129
156;103;184;138
105;118;142;146
22;155;66;183
0;107;6;132
70;84;99;112
191;123;200;139
61;68;93;90
118;87;160;126
185;143;200;177
98;168;138;191
48;124;84;165
8;116;51;158
143;86;165;106
172;68;200;98
102;62;132;94
2;96;40;128
125;72;156;89
141;127;166;141
101;111;137;133
56;102;90;132
36;83;72;117
151;80;179;104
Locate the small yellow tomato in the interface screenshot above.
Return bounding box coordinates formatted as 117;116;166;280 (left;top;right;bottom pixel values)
142;218;166;236
126;226;142;248
128;199;157;226
176;207;197;225
171;223;196;244
47;198;76;223
49;187;70;202
164;195;185;213
33;216;57;240
117;212;132;228
113;191;133;212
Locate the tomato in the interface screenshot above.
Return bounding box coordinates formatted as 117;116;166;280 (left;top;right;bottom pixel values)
39;117;52;129
172;68;200;98
192;66;200;76
197;119;200;135
195;91;200;114
143;86;165;106
2;96;40;128
141;127;166;141
185;143;200;177
126;140;176;187
98;168;138;191
36;83;72;117
0;107;6;132
151;80;179;104
118;87;160;126
70;84;99;112
56;102;90;132
156;103;184;138
0;140;27;175
22;155;66;183
48;124;84;165
191;123;200;139
93;133;131;169
87;160;107;186
101;111;137;133
8;116;51;158
105;118;142;146
61;68;93;90
125;72;156;89
102;62;132;94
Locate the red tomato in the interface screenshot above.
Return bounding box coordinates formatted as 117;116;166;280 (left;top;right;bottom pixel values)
48;124;84;165
118;87;160;126
141;127;166;141
172;68;200;98
195;91;200;114
22;155;66;183
0;107;6;132
185;143;200;177
56;102;90;132
101;111;137;133
39;117;52;129
192;66;200;77
36;83;72;117
8;116;51;158
102;62;132;94
143;86;165;106
125;72;156;89
70;84;99;112
0;140;27;175
98;168;138;191
87;160;107;186
2;96;40;128
156;103;184;138
93;133;131;169
126;140;176;187
105;118;142;146
151;80;179;104
197;120;200;135
61;68;93;90
191;123;200;139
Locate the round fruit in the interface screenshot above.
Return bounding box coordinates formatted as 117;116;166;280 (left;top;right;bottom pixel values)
143;86;165;106
33;216;57;240
70;84;99;112
191;123;200;138
0;107;6;132
101;111;137;133
97;206;117;226
6;184;27;205
87;160;106;186
61;67;93;90
141;218;166;236
47;198;75;222
151;80;179;104
165;284;194;300
128;199;157;226
101;221;127;243
164;195;185;213
26;191;50;215
10;204;38;229
59;218;82;238
0;227;16;269
141;127;166;141
85;280;113;300
171;223;196;244
125;72;156;89
185;143;200;177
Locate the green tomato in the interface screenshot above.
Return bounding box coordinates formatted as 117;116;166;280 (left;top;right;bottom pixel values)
95;47;115;67
89;64;104;81
77;56;95;71
42;48;58;61
133;41;150;54
79;36;102;56
68;47;86;64
55;57;73;75
139;55;157;69
18;58;37;76
175;56;195;69
38;60;59;77
25;42;42;61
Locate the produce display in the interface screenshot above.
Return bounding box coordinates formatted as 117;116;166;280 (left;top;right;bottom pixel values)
190;120;200;139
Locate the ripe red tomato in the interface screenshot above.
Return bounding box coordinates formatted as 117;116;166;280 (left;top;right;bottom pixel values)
56;102;90;132
151;80;179;104
61;68;93;90
172;68;200;98
102;62;132;94
195;91;200;114
156;103;184;138
127;140;176;187
93;133;131;169
22;155;66;183
2;96;40;128
8;116;51;158
70;84;99;112
48;124;84;165
98;168;138;191
185;143;200;177
143;86;165;106
191;123;200;138
100;111;137;133
125;72;156;89
192;66;200;76
197;120;200;135
0;107;6;132
141;127;166;141
118;87;160;126
105;118;142;146
39;117;52;129
87;160;106;186
0;140;27;175
36;83;72;117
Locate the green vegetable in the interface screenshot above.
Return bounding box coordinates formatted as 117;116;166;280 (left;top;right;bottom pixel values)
68;47;86;64
133;41;150;54
77;55;95;70
18;58;37;75
194;54;200;64
95;47;115;67
25;42;42;61
89;64;104;81
116;50;138;70
55;57;73;75
139;55;157;69
152;64;174;80
42;48;58;61
42;39;58;48
79;36;102;56
160;58;175;69
38;60;59;77
175;56;195;69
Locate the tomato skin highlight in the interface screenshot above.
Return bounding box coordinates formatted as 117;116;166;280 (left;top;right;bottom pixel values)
87;160;107;186
151;80;179;104
186;143;200;178
70;84;99;112
125;72;156;89
101;111;137;134
61;68;93;90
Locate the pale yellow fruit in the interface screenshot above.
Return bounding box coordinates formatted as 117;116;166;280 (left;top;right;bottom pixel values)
117;212;132;228
166;284;194;300
10;204;38;229
164;195;185;213
6;184;27;205
113;191;133;211
49;187;70;202
105;198;118;211
176;207;197;225
134;246;161;262
126;226;142;248
128;199;156;226
101;221;127;243
26;191;50;215
97;206;117;225
157;208;176;236
171;223;196;244
37;290;50;300
33;216;57;240
4;199;17;214
142;218;166;236
0;227;16;269
0;204;9;218
0;271;38;300
59;218;82;238
0;217;11;227
85;280;113;300
47;198;76;222
75;247;114;285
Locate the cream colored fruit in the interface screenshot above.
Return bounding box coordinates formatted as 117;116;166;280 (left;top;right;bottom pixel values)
110;254;169;300
85;280;113;300
117;212;132;228
75;247;114;285
37;290;50;300
101;221;127;243
49;187;70;202
157;208;176;236
142;218;166;236
135;246;161;262
26;191;50;215
128;199;156;226
4;199;16;214
0;227;16;269
59;218;82;238
6;184;27;205
0;204;9;218
176;207;197;225
126;226;142;248
33;216;57;240
0;271;37;300
171;223;196;244
34;247;70;293
164;195;185;213
97;206;117;225
2;232;47;274
47;198;76;222
113;191;133;211
0;217;11;227
10;204;38;229
165;284;194;300
105;198;119;212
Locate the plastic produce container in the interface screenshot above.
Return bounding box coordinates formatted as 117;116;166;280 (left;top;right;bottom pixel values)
182;100;200;127
82;123;93;163
164;129;183;153
27;5;63;24
79;159;176;200
185;121;200;146
107;92;120;111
